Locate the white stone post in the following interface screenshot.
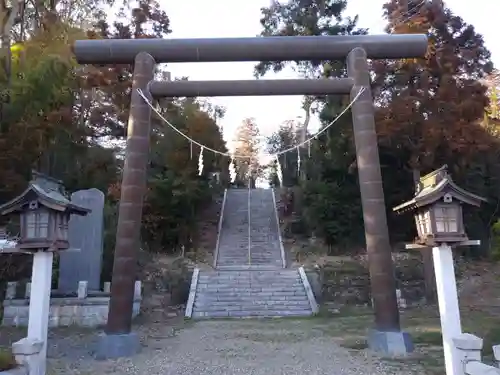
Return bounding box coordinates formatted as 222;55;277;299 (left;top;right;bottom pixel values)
26;250;53;375
454;333;483;364
433;244;463;375
134;280;142;300
493;345;500;368
25;282;31;299
103;281;111;293
77;281;88;299
6;281;17;299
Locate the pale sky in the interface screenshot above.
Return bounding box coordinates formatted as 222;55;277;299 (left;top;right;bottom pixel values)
160;0;497;147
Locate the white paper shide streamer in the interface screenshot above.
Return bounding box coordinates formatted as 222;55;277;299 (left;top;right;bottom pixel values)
229;158;236;183
198;146;204;176
296;147;301;174
275;155;283;186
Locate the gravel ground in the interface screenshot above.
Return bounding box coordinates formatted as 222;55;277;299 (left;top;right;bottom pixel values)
15;318;419;375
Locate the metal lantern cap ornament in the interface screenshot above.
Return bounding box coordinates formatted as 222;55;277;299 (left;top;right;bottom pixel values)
0;171;90;251
393;165;486;247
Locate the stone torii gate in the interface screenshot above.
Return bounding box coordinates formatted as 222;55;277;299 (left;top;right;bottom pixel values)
73;34;428;359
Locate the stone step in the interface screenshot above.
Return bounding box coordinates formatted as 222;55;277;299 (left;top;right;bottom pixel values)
248;259;282;264
198;279;299;285
199;269;296;275
192;309;312;318
195;289;306;294
197;279;301;285
198;282;301;287
198;273;300;279
194;297;309;305
197;279;302;285
196;284;305;291
197;285;304;291
196;287;306;294
216;262;283;267
193;302;311;311
194;295;308;302
217;256;249;261
196;294;307;300
215;266;285;271
197;278;303;284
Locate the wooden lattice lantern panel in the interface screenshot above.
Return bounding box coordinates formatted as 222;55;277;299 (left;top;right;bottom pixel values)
393;165;486;247
0;171;90;252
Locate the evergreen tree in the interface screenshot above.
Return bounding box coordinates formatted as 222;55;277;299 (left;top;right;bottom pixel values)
257;0;366;247
373;0;499;254
233;118;261;188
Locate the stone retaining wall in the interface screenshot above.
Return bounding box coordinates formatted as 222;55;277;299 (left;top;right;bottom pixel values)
0;367;27;375
1;280;142;327
305;255;426;307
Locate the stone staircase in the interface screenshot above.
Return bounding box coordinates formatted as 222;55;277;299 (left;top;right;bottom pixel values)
190;269;314;318
249;189;283;268
186;188;317;319
216;189;250;267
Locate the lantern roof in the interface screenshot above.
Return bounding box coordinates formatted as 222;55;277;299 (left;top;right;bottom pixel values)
393;165;487;214
0;171;90;216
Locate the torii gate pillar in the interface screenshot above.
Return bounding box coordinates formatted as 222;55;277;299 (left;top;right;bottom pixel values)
95;52;155;360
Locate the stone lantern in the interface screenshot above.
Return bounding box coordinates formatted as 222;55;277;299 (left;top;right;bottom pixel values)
0;171;90;251
393;165;486;375
0;171;90;375
392;165;486;247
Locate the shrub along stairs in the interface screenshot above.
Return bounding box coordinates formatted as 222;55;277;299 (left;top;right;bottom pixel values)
185;188;318;319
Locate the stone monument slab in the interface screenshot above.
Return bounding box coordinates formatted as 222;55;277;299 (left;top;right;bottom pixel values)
58;188;104;292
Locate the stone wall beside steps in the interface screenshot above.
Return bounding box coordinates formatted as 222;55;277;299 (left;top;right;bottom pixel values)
1;280;142;328
304;254;426;308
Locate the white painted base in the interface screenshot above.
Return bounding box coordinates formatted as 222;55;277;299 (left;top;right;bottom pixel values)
27;251;53;375
433;244;462;375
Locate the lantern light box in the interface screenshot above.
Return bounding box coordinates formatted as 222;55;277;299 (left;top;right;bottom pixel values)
393;165;486;247
0;171;90;252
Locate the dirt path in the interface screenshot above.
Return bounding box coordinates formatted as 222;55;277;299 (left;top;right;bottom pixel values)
2;317;422;375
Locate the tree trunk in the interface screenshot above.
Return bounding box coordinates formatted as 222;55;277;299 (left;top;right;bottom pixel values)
413;169;437;303
0;0;22;129
422;247;437;303
299;98;312;182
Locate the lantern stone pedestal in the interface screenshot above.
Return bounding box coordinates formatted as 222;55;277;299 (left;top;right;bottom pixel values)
95;332;140;360
367;330;414;356
23;251;53;375
433;244;463;375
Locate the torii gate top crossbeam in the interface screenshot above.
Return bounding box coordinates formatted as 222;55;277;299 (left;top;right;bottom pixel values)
73;34;428;64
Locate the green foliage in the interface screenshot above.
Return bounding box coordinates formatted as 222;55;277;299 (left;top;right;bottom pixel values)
262;0;500;257
255;0;366;78
0;0;227;284
142;171;212;252
303;178;363;249
160;257;192;305
490;220;500;261
260;0;369;252
0;348;16;371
